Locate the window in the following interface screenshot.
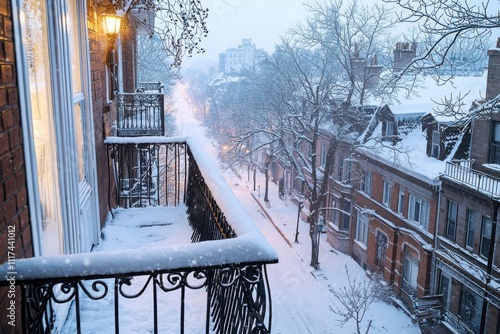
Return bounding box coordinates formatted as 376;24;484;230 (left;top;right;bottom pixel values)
439;273;451;310
431;131;440;158
490;122;500;164
375;232;387;269
446;200;458;241
340;201;351;231
397;189;405;214
402;247;418;296
338;155;344;180
459;286;482;333
320;141;327;167
356;212;369;245
359;170;372;196
382;181;392;207
408;194;430;229
345;160;352;183
17;0;99;256
481;216;493;258
466;209;476;250
384;121;395;141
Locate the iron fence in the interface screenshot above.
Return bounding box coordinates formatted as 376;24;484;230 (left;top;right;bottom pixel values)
116;93;165;137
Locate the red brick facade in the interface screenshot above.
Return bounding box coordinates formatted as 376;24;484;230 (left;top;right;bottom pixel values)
0;1;32;331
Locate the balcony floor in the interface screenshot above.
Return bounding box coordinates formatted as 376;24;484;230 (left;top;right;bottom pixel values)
99;205;193;251
60;205;209;333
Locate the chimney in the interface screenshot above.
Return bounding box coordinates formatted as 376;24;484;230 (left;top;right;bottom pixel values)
393;42;417;72
486;38;500;100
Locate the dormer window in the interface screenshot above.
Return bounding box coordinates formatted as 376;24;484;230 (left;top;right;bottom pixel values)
384;121;395;141
431;131;440;158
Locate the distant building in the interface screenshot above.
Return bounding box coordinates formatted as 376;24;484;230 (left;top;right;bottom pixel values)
219;39;266;74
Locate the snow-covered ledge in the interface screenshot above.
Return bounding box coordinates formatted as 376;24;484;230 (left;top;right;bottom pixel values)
0;136;278;282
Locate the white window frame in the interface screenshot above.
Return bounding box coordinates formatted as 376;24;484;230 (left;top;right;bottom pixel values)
402;247;418;295
408;194;430;230
382;180;392;207
431;130;440;158
14;0;100;256
356;211;369;245
397;189;405;214
359;170;372;196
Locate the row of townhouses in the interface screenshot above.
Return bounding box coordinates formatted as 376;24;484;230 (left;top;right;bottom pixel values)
260;40;500;333
0;1;277;333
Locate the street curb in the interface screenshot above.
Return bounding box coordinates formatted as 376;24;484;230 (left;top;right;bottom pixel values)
250;192;294;248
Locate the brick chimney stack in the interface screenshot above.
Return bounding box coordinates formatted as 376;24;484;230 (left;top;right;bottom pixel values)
393;42;417;72
486;38;500;100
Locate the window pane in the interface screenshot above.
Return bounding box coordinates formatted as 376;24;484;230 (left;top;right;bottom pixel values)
398;190;404;214
481;217;492;257
74;102;85;182
495;123;500;143
67;0;82;93
466;210;475;249
22;0;63;255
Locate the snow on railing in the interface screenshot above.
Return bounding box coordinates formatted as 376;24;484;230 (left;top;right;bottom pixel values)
0;136;278;333
116;92;165;137
137;81;164;93
443;161;500;198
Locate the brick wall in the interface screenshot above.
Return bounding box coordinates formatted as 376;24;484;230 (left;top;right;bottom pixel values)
0;1;32;332
121;16;137;93
487;38;500;101
88;1;115;227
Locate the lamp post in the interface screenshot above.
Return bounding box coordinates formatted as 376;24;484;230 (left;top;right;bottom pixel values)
294;201;303;243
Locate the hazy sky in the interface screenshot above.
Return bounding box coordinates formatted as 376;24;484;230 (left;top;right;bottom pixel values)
184;0;310;67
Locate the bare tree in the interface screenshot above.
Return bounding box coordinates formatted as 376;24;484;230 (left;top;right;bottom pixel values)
383;0;496;77
206;0;410;270
137;34;176;86
329;266;393;334
115;0;209;70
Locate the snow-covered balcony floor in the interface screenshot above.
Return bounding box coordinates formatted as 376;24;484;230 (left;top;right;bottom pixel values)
98;206;193;252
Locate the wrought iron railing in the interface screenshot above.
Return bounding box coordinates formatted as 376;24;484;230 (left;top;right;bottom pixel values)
443;310;476;334
443;161;500;198
116;93;165;137
137;81;164;93
0;137;278;333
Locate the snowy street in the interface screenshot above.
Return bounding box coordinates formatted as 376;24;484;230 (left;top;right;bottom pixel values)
173;83;421;334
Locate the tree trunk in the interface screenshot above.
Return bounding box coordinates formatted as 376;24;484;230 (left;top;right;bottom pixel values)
308;214;319;269
264;157;270;203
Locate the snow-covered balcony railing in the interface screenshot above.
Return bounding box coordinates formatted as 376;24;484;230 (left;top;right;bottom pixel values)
0;136;278;333
443;161;500;199
116;92;165;137
137;81;164;93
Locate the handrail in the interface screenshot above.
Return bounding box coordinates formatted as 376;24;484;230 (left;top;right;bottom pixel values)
443;161;500;198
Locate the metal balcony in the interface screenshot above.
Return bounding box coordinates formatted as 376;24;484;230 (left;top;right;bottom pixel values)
442;161;500;199
0;137;278;333
116;92;165;137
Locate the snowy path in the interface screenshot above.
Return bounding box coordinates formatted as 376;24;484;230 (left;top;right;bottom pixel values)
173;82;420;334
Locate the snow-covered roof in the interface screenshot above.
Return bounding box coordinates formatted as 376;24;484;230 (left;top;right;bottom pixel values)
390;73;487;122
357;73;488;180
